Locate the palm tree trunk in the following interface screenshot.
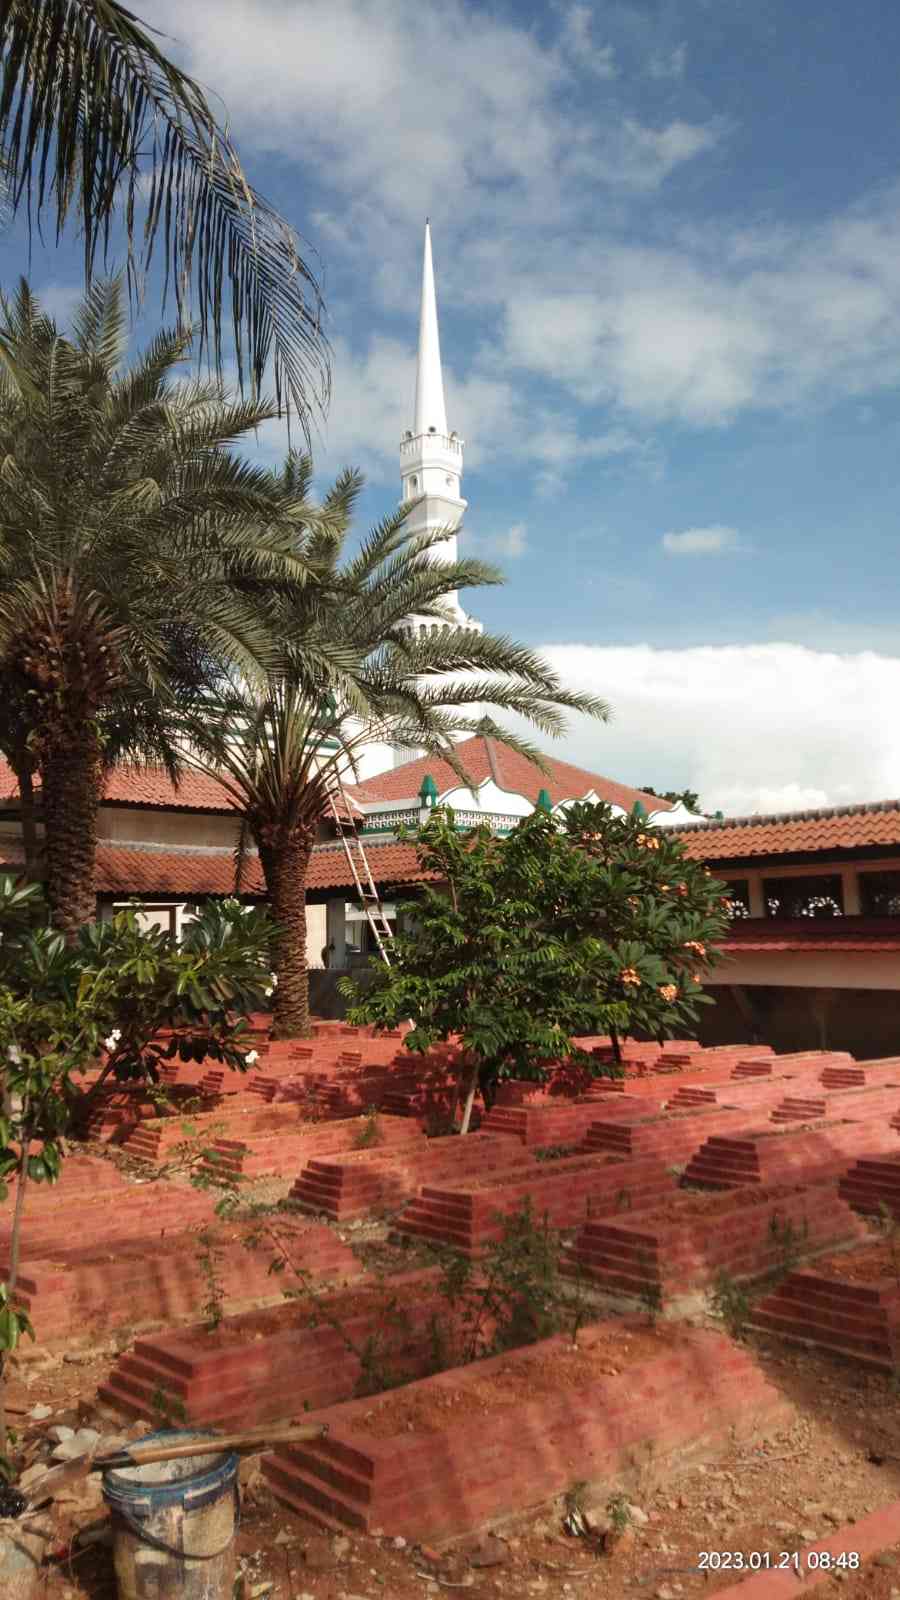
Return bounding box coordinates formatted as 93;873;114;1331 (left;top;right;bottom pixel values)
39;739;103;937
258;831;315;1039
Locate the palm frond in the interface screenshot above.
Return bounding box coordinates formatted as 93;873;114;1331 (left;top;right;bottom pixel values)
0;0;330;434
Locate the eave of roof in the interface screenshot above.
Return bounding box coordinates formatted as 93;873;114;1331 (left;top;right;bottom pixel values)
675;798;900;863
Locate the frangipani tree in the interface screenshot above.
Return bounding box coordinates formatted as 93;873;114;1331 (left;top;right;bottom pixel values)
343;800;731;1128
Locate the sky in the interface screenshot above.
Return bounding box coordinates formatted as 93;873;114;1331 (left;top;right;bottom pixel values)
5;0;900;814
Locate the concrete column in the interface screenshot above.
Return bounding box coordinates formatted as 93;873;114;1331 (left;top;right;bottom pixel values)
808;987;837;1050
747;871;766;919
841;866;861;916
728;984;763;1044
325;897;347;971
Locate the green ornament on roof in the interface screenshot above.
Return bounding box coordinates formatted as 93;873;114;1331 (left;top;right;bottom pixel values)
419;773;439;808
536;788;552;813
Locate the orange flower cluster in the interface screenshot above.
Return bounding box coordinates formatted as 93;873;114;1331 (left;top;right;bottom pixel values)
636;833;660;850
684;940;706;958
620;967;641;988
675;883;688;897
659;984;678;1002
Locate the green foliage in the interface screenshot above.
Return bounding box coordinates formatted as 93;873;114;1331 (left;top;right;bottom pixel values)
0;1283;32;1356
353;1107;383;1150
0;3;329;431
635;1252;663;1325
876;1202;900;1285
0;875;273;1470
564;1480;589;1516
432;1199;586;1362
607;1492;632;1533
342;799;730;1098
768;1212;809;1280
151;1387;188;1428
708;1269;751;1339
188;452;609;1035
196;1228;227;1332
639;786;703;815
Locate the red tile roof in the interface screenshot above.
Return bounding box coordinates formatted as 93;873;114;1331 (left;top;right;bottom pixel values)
0;760;236;813
676;799;900;863
0;839;432;897
348;735;669;814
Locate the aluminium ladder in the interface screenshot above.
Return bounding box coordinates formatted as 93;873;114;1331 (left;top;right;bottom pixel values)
325;777;395;966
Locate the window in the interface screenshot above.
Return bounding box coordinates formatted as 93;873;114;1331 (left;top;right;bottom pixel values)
764;875;843;918
720;879;751;918
859;870;900;916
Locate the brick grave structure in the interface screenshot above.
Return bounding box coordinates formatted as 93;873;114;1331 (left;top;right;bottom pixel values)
261;1320;793;1541
12;1210;359;1348
749;1239;900;1371
99;1269;454;1428
396;1151;679;1255
683;1118;900;1190
562;1180;867;1312
287;1131;532;1221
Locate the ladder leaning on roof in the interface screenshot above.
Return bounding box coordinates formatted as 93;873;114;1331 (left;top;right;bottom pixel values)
325;776;395;967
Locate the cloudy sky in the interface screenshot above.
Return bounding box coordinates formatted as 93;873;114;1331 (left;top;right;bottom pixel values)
6;0;900;814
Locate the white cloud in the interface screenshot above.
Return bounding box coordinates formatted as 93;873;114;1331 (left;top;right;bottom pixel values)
149;0;719;232
147;1;900;439
291;334;647;488
648;43;687;80
494;523;527;559
559;5;617;78
504;643;900;817
34;281;83;326
662;525;740;556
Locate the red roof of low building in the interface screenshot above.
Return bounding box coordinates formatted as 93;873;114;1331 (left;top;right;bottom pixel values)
0;838;433;897
0;760;237;813
348;735;669;814
676;799;900;863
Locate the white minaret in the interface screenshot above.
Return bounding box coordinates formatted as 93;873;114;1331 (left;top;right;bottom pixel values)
400;222;482;634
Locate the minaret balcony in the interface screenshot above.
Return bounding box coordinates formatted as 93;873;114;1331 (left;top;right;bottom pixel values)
401;430;464;460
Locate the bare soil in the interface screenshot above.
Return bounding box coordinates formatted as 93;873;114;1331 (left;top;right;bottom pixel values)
15;1131;900;1600
809;1239;900;1285
355;1322;687;1438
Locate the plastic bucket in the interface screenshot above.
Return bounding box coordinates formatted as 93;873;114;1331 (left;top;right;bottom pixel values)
101;1429;239;1600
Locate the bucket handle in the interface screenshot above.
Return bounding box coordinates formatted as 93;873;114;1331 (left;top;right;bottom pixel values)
114;1481;240;1562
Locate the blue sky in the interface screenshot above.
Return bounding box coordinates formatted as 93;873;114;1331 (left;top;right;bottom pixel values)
5;0;900;812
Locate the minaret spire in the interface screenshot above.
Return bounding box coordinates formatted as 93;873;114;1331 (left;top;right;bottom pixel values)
413;221;448;437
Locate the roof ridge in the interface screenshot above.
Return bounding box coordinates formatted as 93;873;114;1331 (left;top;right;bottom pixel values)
670;796;900;833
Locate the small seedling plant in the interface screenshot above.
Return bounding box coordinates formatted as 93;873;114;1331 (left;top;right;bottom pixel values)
708;1269;751;1340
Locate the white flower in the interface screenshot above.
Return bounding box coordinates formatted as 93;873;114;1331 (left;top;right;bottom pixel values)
245;1050;259;1065
104;1029;122;1051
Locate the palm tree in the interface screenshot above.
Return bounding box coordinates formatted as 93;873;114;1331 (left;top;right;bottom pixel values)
192;458;611;1038
0;1;329;436
0;276;314;936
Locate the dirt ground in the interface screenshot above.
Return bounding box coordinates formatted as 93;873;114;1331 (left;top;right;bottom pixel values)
6;1310;900;1600
8;1147;900;1599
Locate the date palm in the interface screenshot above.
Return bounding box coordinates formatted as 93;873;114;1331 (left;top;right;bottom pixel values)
193;457;611;1038
0;276;312;935
0;0;329;436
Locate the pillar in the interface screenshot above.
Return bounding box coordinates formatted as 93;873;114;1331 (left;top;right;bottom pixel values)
325;897;347;971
